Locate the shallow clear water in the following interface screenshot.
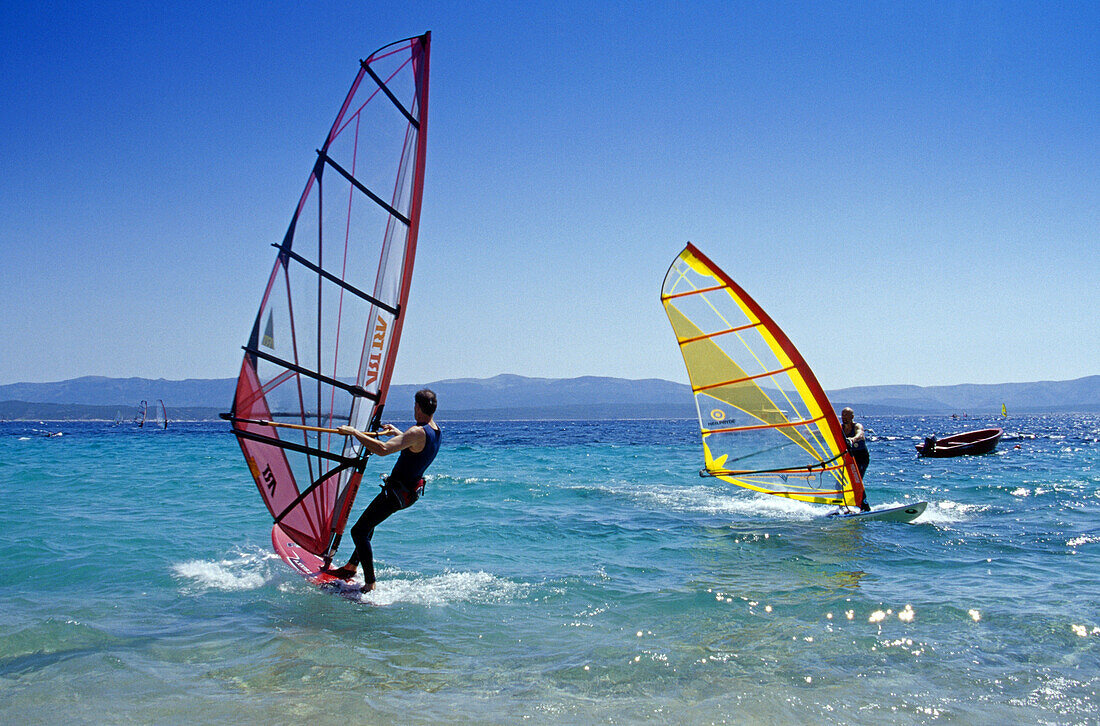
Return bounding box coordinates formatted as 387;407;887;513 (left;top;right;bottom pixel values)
1;414;1097;724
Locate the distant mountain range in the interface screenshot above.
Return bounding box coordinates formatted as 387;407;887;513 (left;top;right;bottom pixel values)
1;373;1097;420
830;376;1100;415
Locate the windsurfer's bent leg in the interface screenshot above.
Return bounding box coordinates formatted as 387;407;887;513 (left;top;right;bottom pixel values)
348;488;402;587
854;451;871;511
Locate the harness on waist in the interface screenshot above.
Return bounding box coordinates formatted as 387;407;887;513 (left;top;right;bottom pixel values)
381;473;425;509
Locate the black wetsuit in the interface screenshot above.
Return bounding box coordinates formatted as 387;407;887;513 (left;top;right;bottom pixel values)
844;422;871;511
349;423;441;584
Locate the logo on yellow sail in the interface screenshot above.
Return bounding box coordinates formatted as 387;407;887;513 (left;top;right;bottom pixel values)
710;409;726;421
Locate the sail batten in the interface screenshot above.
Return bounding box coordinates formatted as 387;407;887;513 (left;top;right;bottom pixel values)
317;150;412;226
241;346;380;401
661;283;728;301
693;365;798;392
274;244;401;315
677;322;762;345
362;62;420;129
229;33;431;558
662;243;865;508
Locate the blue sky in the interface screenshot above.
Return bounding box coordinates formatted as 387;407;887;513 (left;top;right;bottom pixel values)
1;1;1097;389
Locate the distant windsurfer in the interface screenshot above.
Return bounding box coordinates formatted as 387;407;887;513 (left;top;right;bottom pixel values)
326;389;442;592
841;407;872;511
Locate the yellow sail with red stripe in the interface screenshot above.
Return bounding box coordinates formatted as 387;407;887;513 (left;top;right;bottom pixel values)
661;244;865;507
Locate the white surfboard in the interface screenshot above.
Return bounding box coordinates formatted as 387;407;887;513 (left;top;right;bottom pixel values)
829;501;927;523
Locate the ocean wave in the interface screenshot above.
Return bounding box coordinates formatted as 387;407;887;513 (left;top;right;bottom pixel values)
573;480;958;524
581;481;821;520
917;500;987;524
171;549;273;592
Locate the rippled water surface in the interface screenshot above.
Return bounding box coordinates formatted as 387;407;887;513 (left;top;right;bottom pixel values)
1;414;1097;723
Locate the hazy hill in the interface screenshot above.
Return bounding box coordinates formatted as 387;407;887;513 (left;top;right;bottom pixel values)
0;373;1096;420
390;374;689;410
0;401;221;422
0;376;230;408
831;375;1100;414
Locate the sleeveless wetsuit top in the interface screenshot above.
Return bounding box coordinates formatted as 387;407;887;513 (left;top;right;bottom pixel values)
388;423;441;488
844;423;868;454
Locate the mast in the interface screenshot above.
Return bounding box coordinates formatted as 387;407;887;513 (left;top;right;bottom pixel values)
329;32;432;554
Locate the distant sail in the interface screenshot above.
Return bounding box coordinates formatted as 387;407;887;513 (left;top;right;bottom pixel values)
1001;403;1008;418
661;244;865;507
150;399;168;430
135;400;147;428
226;34;431;560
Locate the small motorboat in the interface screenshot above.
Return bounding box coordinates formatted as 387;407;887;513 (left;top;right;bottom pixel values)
916;428;1003;457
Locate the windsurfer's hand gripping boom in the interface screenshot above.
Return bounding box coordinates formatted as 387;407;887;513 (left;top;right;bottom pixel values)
337;423;404;456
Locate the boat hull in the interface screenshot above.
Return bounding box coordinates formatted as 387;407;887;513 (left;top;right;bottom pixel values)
916;428;1003;457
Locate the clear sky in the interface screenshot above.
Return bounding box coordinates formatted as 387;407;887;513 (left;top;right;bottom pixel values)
1;1;1097;389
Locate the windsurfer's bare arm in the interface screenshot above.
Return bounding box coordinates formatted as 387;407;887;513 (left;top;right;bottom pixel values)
337;423;425;455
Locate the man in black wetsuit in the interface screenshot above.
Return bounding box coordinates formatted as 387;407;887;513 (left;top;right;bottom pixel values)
841;407;872;512
327;389;442;592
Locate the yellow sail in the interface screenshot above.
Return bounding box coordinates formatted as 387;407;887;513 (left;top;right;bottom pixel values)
661;244;865;507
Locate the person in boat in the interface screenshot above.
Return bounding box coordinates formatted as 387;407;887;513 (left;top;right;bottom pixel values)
326;389;442;592
841;407;872;511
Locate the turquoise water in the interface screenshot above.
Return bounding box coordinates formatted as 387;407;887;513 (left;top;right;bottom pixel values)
1;414;1098;724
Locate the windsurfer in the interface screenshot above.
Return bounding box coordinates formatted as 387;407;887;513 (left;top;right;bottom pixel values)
841;407;871;511
326;389;442;591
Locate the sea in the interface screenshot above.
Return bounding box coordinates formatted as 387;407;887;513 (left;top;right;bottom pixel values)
1;413;1098;724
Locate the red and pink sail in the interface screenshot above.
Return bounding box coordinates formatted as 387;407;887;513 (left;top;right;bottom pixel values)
228;33;430;560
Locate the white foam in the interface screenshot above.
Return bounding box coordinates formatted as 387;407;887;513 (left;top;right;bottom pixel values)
916;500;986;524
584;480;951;523
590;481;820;520
1067;534;1100;547
172;550;272;592
358;570;526;607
